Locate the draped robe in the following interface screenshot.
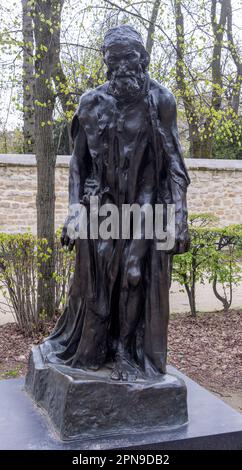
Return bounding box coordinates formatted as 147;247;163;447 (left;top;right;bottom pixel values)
41;77;190;376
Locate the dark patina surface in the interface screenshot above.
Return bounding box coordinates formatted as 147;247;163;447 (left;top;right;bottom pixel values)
26;25;190;439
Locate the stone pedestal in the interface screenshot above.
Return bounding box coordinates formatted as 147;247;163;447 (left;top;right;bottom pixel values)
1;368;242;449
25;346;188;441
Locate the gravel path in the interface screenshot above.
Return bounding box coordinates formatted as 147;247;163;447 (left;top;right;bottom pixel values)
1;279;242;325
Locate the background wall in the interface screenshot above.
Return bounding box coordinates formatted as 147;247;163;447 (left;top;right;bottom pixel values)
1;155;242;232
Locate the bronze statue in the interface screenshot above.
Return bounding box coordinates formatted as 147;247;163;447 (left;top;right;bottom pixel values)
40;25;190;382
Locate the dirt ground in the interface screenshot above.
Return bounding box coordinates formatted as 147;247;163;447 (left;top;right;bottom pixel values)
168;310;242;412
0;309;241;412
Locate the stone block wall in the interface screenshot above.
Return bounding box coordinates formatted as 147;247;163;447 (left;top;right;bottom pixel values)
187;159;242;225
0;155;69;233
0;155;242;233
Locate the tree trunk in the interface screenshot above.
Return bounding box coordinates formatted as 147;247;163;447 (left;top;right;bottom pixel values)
145;0;161;56
189;125;201;158
174;0;201;158
200;137;213;159
226;0;242;114
22;0;35;153
34;0;64;318
185;283;196;317
212;278;231;311
200;0;229;159
211;0;228;112
189;133;213;159
186;255;197;317
52;61;74;154
175;0;228;159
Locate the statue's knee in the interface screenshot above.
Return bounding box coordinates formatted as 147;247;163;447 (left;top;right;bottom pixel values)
127;265;141;288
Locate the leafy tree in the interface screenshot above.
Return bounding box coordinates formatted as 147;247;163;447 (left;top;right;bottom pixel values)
1;1;242;158
207;224;242;311
172;213;218;317
0;231;75;334
22;0;35;153
34;0;65;317
212;115;242;159
172;214;242;316
174;0;242;158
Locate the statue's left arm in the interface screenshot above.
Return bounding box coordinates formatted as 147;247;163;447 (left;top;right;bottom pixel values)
158;90;190;254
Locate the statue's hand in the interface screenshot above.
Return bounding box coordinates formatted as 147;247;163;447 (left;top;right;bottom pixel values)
83;178;100;198
173;229;190;254
60;217;75;251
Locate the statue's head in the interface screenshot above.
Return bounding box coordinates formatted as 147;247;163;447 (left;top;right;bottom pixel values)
101;25;150;100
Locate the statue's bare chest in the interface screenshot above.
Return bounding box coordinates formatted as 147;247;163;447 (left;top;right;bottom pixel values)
81;93;149;142
114;101;149;137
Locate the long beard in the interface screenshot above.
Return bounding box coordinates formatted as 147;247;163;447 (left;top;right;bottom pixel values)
108;69;146;101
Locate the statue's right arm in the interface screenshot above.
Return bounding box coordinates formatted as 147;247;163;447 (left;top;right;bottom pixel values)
69;114;88;205
61;113;88;250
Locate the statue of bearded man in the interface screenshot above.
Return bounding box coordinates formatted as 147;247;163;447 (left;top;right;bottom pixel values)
41;25;190;382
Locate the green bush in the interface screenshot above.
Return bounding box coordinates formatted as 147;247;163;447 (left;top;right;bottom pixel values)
1;218;241;332
172;214;242;316
0;231;75;335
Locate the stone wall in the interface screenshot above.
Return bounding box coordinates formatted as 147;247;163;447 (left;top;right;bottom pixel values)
1;154;242;233
186;159;242;225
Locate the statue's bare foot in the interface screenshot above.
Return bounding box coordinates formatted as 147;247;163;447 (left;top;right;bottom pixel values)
110;357;138;382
